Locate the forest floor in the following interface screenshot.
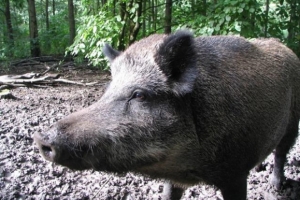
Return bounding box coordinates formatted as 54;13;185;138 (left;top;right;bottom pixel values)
0;61;300;200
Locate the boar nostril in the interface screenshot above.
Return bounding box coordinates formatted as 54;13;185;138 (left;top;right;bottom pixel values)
41;145;55;161
42;145;52;153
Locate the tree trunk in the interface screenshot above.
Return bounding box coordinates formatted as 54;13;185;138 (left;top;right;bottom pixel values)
52;0;55;15
264;0;269;37
142;0;147;36
101;0;107;6
202;0;207;16
113;0;116;16
152;0;157;31
118;1;134;50
287;0;299;56
68;0;76;45
148;0;151;31
45;0;49;31
27;0;41;57
191;0;195;18
164;0;172;34
45;0;51;50
96;0;100;12
4;0;14;56
129;0;142;44
287;0;296;44
118;2;126;50
298;6;300;56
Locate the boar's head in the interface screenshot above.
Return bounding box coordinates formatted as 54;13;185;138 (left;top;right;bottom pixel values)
34;31;200;182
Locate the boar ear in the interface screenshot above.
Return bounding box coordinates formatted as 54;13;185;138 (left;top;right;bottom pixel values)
103;43;121;62
155;30;198;96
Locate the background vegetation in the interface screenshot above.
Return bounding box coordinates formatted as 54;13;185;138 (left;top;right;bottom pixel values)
1;0;299;70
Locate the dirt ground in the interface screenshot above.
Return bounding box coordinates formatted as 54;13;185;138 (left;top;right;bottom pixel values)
0;65;300;200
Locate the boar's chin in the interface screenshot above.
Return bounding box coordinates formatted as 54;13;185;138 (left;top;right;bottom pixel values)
59;156;130;174
53;157;92;171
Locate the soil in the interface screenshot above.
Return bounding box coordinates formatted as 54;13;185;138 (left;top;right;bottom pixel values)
0;64;300;200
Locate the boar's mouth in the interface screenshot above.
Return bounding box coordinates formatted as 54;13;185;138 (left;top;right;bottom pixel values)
34;110;170;173
34;131;137;173
34;128;168;174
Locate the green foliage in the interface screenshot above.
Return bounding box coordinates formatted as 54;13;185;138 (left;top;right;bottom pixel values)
0;0;28;59
39;11;70;55
174;0;263;37
67;0;300;67
11;29;31;58
0;0;299;68
68;0;148;69
0;0;70;60
172;0;299;57
67;9;123;70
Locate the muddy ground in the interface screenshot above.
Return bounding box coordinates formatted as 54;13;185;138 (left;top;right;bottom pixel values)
0;65;300;200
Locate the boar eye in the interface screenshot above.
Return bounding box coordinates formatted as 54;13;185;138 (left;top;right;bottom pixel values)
131;91;146;102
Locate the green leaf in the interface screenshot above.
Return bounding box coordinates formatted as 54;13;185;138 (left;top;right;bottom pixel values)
214;25;220;32
0;89;10;96
230;1;238;6
93;26;97;34
249;8;255;13
226;16;231;22
79;43;85;49
219;18;225;24
209;20;214;27
116;15;122;22
235;23;241;32
130;7;136;14
224;7;230;14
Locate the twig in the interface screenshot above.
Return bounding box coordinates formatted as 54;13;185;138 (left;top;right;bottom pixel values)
92;175;113;199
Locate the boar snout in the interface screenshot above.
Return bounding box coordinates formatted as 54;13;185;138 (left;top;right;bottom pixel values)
34;125;91;170
34;129;58;163
34;127;71;165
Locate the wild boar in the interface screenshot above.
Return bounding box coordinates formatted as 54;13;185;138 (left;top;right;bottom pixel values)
34;30;300;200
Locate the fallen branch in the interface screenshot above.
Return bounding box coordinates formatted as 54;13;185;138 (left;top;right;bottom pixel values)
0;73;102;88
50;78;99;86
11;56;61;66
